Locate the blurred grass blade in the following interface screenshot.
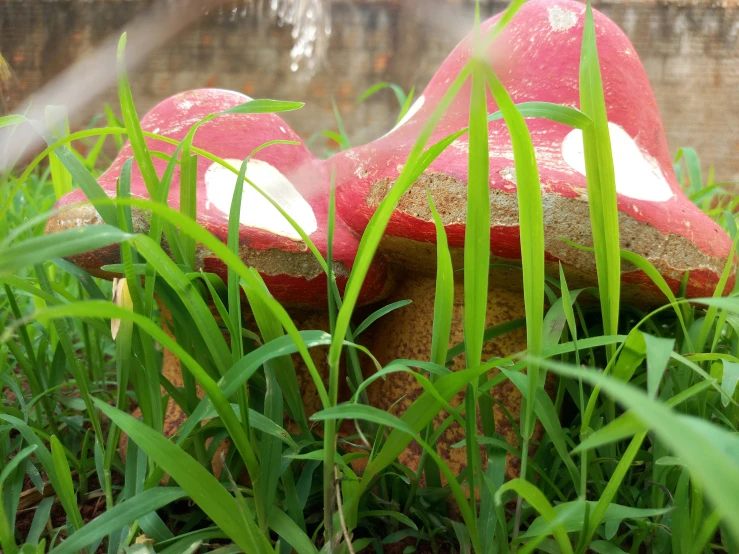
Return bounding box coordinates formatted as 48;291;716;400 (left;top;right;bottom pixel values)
0;114;25;129
45;106;73;199
40;136;119;226
221;100;304;114
675;147;703;194
396;87;417;124
0;225;133;276
179;153;198;266
356;82;413;124
227;160;249;364
508;102;591;129
330;99;351;151
720;361;739;408
117;33;159;198
696;236;737;351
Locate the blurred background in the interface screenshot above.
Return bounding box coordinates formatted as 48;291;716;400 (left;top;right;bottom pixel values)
1;0;737;181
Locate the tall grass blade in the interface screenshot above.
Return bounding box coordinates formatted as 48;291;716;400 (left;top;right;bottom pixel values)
428;192;454;369
44;106;73;199
464;9;494;520
579;0;621;357
482;65;545;440
116;34;159;198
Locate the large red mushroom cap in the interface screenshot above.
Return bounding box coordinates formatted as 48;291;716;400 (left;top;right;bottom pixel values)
333;0;734;300
46;89;390;307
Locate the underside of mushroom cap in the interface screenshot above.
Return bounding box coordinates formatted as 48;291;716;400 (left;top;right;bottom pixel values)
333;0;734;300
46;89;390;307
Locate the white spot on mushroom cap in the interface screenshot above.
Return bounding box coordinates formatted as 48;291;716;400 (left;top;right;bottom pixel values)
561;123;675;202
205;158;317;240
178;99;195;111
548;6;578;31
501;167;517;183
380;96;425;138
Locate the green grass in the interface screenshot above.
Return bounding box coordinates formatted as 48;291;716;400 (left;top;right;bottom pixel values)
2;2;739;552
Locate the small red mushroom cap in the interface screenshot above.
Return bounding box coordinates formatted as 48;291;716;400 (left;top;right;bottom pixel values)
333;0;734;299
47;89;390;307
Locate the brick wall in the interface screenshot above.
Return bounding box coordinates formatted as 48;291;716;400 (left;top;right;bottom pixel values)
1;0;737;180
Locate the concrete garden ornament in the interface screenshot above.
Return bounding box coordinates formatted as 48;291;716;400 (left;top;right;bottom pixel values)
46;88;393;445
46;0;733;483
329;0;734;478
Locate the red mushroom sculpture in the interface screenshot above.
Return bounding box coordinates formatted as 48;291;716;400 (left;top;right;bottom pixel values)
331;0;734;479
46;89;392;441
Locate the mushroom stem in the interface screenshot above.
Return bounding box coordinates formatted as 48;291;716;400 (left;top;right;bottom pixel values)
363;274;546;483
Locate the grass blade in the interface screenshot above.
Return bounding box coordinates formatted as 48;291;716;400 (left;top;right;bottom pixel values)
50;435;84;532
579;0;621;357
48;488;188;554
44;106;73;199
0;225;132;277
93;399;273;553
116;34;159;198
